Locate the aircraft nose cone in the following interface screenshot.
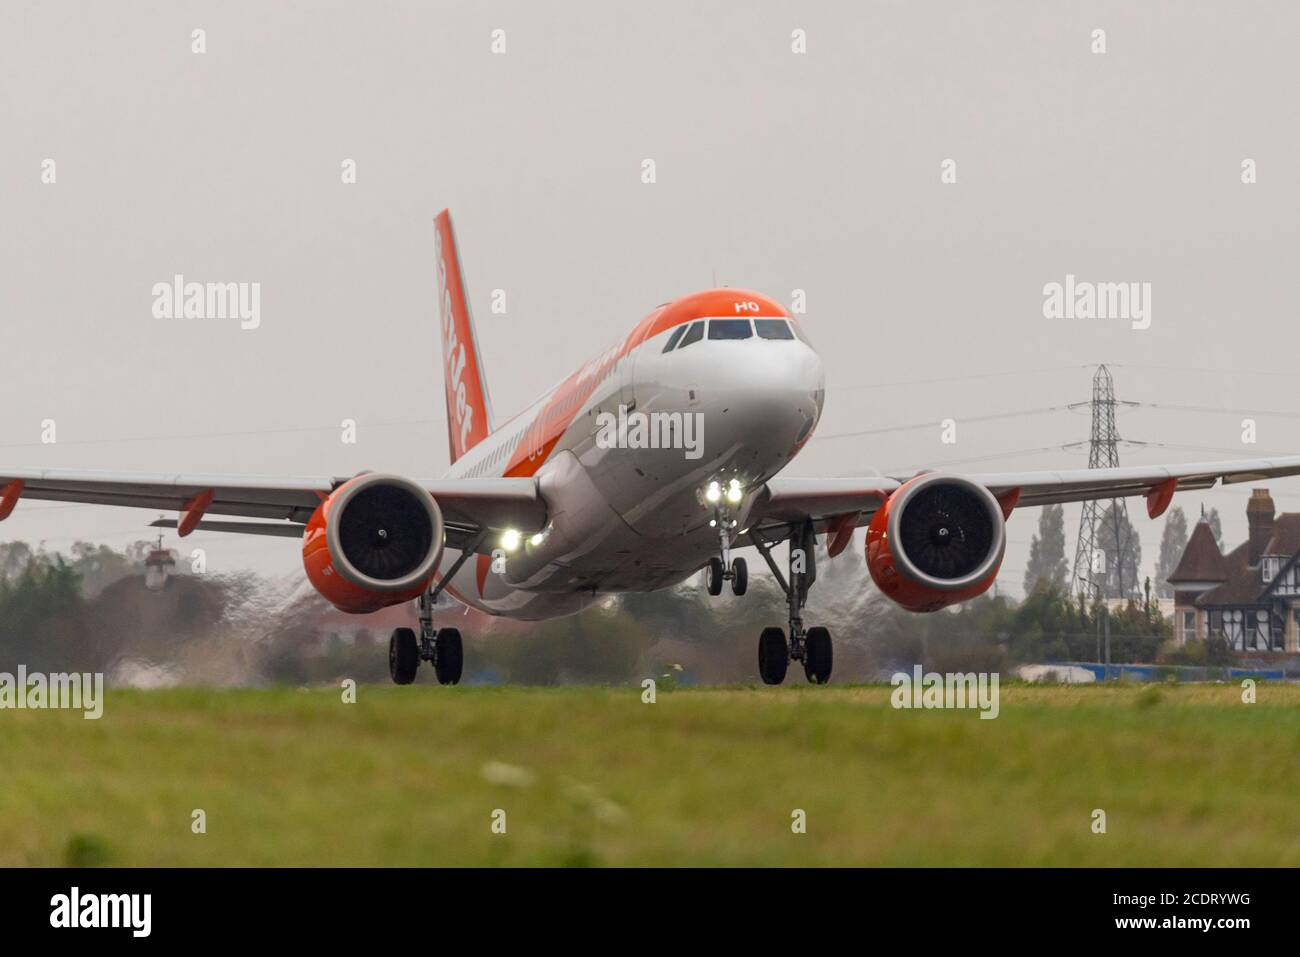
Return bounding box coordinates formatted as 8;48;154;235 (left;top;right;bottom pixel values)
629;331;825;470
709;340;825;458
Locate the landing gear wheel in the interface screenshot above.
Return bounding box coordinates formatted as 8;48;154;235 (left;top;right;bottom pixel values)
758;627;789;685
804;626;832;685
730;557;747;596
389;627;419;685
706;557;724;596
434;627;463;685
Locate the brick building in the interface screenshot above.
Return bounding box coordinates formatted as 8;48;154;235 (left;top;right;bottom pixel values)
1167;489;1300;652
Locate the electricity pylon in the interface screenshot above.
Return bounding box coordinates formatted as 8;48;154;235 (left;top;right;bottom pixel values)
1070;364;1135;599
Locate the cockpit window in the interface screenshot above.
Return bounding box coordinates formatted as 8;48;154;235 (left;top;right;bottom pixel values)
707;318;753;340
789;320;815;348
678;321;705;349
662;325;687;353
754;318;794;340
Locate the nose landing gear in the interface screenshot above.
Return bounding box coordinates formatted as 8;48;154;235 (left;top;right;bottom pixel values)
706;555;747;596
750;520;834;685
705;502;748;596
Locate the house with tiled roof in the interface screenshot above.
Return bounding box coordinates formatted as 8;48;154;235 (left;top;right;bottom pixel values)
1167;489;1300;653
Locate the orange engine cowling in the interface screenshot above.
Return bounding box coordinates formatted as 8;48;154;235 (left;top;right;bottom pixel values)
866;473;1005;613
302;473;446;614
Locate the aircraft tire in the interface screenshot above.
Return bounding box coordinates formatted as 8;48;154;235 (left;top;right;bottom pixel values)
731;557;747;596
804;626;832;685
758;627;789;685
707;557;724;596
389;627;419;685
434;628;463;685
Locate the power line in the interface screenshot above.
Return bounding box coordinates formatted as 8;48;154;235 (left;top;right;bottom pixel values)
1131;401;1300;421
1118;439;1298;458
811;404;1070;441
813;398;1300;445
879;443;1082;474
1112;362;1300;381
826;364;1092;392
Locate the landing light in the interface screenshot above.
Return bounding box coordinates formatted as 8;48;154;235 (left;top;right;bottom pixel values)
726;479;742;503
705;481;721;503
500;528;521;552
529;532;545;546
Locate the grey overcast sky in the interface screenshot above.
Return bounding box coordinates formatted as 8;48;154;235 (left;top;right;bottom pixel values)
2;1;1298;594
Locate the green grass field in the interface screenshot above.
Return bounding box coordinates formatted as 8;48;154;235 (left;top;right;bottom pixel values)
2;682;1298;866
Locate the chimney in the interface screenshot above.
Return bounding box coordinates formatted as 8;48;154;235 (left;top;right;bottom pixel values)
1246;488;1276;566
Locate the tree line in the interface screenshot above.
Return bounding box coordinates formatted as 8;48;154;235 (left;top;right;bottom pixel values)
1023;502;1221;600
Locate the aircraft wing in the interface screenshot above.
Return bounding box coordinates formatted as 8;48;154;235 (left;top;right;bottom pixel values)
751;455;1300;536
0;467;545;552
749;477;900;533
958;456;1300;510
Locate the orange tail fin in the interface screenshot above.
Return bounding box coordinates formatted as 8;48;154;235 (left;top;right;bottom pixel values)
434;210;494;462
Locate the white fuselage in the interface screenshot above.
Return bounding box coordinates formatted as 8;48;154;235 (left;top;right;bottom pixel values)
437;316;825;619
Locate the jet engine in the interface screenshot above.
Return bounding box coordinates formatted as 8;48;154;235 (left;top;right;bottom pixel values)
866;473;1005;612
302;473;445;614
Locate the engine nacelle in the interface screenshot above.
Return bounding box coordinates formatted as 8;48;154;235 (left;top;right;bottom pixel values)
866;473;1005;612
302;473;445;614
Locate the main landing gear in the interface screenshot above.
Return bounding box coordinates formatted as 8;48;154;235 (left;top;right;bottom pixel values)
751;520;833;685
388;627;462;685
388;592;463;686
389;531;483;686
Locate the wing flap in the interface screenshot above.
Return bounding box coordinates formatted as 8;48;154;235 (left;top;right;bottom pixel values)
0;467;328;517
149;518;306;538
17;486;311;522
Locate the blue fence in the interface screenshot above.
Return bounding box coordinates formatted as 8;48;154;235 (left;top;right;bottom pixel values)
1046;662;1288;682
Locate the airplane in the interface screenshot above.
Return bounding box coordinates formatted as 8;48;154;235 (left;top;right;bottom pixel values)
6;209;1300;687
